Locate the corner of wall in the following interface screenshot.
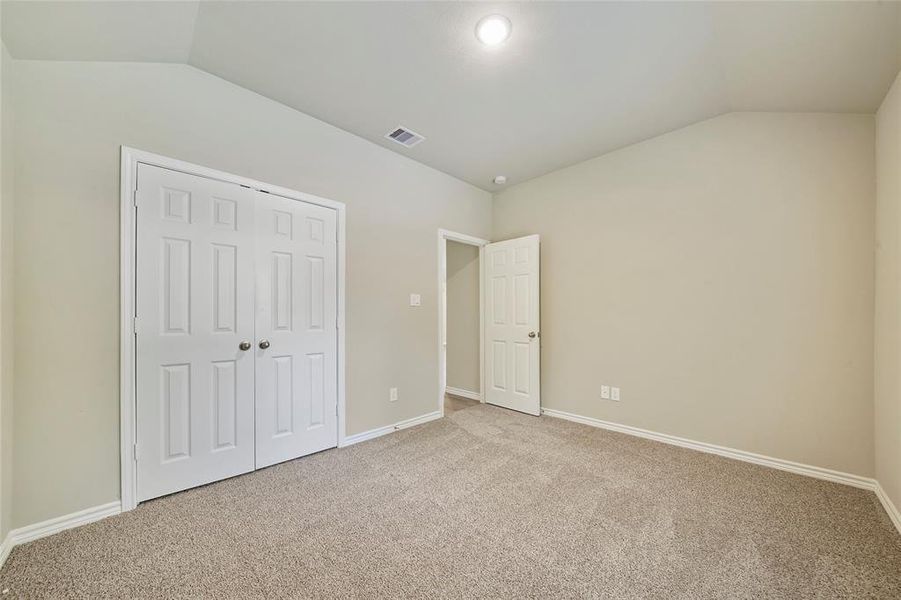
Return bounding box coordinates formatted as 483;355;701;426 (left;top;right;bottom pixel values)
874;67;901;525
0;38;16;545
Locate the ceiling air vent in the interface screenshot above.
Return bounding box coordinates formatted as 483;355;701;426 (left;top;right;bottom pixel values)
385;126;425;148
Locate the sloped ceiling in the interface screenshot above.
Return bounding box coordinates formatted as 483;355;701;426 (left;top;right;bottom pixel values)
3;1;900;190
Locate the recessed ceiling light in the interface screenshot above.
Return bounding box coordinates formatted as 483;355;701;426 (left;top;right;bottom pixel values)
475;15;512;46
493;175;507;185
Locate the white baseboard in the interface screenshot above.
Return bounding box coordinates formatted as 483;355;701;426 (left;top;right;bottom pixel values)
445;387;482;402
339;411;443;448
0;531;11;570
542;407;901;536
541;408;875;490
0;500;121;570
875;482;901;535
11;501;121;546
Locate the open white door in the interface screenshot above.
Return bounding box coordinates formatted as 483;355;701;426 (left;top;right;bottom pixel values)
484;235;540;415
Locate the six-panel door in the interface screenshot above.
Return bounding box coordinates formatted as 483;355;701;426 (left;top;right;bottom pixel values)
484;235;541;416
254;192;338;468
136;164;339;501
135;164;258;501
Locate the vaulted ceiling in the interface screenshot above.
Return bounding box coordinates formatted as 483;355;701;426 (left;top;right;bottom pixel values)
4;1;900;190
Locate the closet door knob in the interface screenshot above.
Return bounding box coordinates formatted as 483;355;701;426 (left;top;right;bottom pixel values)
259;340;271;350
239;341;252;351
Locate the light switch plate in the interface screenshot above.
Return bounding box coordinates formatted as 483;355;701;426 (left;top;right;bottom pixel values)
601;385;610;400
389;387;398;402
611;387;620;401
409;293;421;307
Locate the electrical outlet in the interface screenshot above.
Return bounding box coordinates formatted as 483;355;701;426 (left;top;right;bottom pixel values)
389;387;398;402
600;385;610;400
611;387;620;401
409;293;421;307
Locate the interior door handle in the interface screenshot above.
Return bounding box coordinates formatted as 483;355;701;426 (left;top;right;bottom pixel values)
259;340;271;350
239;341;252;351
528;331;539;339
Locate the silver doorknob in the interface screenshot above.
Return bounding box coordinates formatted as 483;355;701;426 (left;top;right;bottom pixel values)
528;331;538;339
259;340;271;350
239;341;252;351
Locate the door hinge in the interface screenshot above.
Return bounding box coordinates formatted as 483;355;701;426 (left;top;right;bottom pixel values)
133;443;138;462
133;316;138;335
133;189;138;207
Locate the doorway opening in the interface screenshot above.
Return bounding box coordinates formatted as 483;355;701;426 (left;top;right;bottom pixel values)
438;230;542;418
438;230;488;416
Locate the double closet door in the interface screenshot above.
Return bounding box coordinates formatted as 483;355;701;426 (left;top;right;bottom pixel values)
135;164;338;502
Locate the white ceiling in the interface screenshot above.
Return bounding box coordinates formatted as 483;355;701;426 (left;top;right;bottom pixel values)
3;1;900;190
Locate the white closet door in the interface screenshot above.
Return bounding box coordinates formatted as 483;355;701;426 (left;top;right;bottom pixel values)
484;235;541;416
136;164;257;501
254;191;338;468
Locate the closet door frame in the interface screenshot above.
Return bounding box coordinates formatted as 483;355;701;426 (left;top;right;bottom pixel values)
120;146;346;513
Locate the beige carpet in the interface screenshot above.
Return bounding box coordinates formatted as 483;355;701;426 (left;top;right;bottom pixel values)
2;402;900;599
444;393;480;414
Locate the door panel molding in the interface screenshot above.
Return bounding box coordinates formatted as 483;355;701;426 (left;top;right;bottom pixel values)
254;191;338;468
135;164;258;501
484;235;541;416
121;146;346;512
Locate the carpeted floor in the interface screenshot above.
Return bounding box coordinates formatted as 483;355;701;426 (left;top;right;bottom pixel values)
444;393;480;414
2;401;900;599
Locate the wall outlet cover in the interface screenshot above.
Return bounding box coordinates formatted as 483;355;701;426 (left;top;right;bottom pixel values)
611;387;620;401
601;385;610;399
389;387;398;402
409;293;421;307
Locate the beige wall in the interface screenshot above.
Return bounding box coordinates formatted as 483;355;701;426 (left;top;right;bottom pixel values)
446;241;480;394
494;112;876;477
10;60;491;527
4;57;888;532
876;73;901;513
0;42;13;540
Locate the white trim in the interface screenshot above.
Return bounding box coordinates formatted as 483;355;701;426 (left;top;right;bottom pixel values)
120;146;347;512
339;411;442;447
437;229;489;420
439;230;491;248
119;148;137;513
0;501;122;570
0;531;11;570
541;408;875;490
445;387;482;402
11;501;121;548
875;482;901;535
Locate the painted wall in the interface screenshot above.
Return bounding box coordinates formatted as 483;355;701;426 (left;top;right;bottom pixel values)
0;42;13;540
446;241;480;394
494;112;876;477
876;72;901;515
10;60;491;527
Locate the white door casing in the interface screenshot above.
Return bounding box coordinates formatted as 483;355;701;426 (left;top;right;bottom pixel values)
484;235;541;416
135;164;257;501
254;192;338;467
437;229;490;416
